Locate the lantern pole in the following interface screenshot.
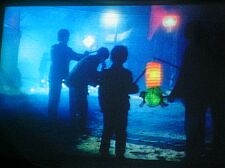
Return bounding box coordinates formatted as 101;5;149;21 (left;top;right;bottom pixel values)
114;23;118;44
134;68;146;84
153;57;180;69
102;11;119;44
134;56;180;84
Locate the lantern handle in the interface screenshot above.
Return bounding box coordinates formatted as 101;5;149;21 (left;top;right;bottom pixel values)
134;68;146;84
134;56;180;84
153;57;180;69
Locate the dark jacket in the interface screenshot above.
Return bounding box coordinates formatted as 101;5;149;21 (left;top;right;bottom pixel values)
98;64;138;112
49;43;82;81
67;55;101;88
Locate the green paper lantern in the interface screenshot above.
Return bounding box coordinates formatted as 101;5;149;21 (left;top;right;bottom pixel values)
145;87;162;107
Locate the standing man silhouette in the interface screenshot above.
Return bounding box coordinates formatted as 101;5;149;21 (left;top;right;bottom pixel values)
169;20;212;163
48;29;86;121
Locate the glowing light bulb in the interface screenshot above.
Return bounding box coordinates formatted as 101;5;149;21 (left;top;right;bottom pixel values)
83;35;95;48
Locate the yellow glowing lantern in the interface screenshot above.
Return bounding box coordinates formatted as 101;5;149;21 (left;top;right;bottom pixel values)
145;62;162;88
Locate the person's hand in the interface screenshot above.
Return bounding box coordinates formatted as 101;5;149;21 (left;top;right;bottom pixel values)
101;62;106;71
130;84;139;94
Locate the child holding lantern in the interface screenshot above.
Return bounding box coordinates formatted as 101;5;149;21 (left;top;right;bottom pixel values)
98;45;139;159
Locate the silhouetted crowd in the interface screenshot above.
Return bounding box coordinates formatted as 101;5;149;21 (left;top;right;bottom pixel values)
48;28;138;159
47;14;225;164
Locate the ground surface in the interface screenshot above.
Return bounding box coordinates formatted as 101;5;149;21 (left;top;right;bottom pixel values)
0;87;214;168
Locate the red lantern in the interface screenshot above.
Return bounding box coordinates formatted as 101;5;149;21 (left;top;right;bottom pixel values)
145;62;162;88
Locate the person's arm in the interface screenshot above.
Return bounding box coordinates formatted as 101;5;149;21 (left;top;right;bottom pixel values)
128;71;139;94
168;48;190;102
68;48;88;61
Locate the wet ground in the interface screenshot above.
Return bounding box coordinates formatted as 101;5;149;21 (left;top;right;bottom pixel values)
0;87;214;167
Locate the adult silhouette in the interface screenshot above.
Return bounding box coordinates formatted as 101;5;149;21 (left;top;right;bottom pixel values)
66;47;109;133
169;20;212;162
48;29;85;121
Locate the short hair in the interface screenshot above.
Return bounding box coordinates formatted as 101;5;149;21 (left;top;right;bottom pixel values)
97;47;109;60
111;45;128;64
57;29;69;42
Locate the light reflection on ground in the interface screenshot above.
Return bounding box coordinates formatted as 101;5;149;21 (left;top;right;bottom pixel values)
75;136;185;161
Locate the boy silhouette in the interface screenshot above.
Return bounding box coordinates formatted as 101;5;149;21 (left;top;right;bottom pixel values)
98;45;139;159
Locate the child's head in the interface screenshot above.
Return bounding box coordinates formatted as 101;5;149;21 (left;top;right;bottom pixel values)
111;45;128;65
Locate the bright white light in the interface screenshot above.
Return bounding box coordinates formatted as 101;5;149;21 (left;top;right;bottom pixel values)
88;85;99;96
62;83;67;88
30;88;35;93
162;15;178;28
102;11;119;28
83;35;95;48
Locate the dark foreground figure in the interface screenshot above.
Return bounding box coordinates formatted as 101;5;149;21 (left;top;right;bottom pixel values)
98;45;139;158
169;18;225;167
